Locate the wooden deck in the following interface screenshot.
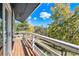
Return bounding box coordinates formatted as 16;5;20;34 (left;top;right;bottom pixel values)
12;39;25;56
12;36;39;56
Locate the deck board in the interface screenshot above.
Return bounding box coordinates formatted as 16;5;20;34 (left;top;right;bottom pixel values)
12;39;25;56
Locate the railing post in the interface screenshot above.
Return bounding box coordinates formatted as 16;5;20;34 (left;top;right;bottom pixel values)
32;35;35;50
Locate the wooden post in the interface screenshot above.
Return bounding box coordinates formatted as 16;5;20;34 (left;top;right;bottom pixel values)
32;35;35;50
3;3;12;56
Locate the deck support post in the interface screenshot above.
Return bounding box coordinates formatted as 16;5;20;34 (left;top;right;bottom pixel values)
3;4;12;56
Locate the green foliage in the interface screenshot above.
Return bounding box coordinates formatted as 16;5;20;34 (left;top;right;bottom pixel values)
51;3;70;21
48;4;79;45
75;6;79;15
34;26;48;36
28;24;35;33
16;21;29;31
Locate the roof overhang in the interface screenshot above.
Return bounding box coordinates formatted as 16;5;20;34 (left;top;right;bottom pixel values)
12;3;40;22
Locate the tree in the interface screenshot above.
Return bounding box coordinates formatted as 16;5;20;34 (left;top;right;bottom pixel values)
34;25;47;35
28;24;35;33
51;3;70;22
48;3;79;45
75;6;79;14
16;21;29;32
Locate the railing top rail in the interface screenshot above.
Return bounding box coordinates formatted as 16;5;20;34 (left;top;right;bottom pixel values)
15;32;79;54
31;33;79;54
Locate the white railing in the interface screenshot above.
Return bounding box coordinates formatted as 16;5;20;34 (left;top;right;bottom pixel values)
15;32;79;56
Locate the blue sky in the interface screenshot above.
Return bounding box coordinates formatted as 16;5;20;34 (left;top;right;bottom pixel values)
16;3;79;28
27;3;54;28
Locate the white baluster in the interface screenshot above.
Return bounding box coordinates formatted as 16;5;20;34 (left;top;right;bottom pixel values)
32;35;35;50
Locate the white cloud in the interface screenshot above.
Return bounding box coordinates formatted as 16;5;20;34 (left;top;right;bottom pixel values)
34;17;37;20
40;12;51;20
